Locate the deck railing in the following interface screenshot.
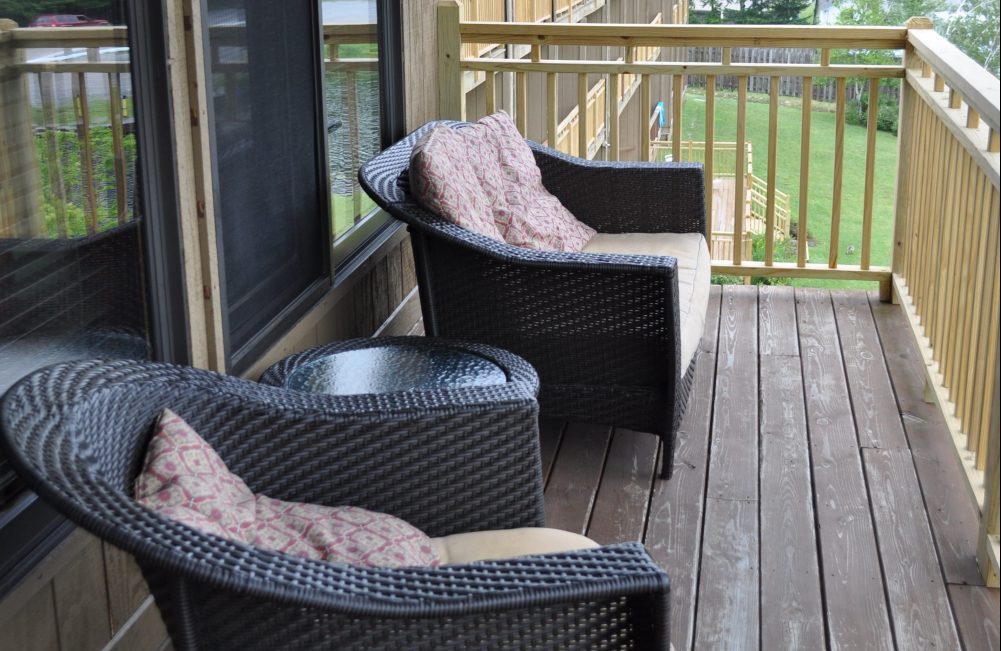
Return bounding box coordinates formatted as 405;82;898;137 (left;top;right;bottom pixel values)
0;24;133;239
0;22;378;242
892;19;1000;586
437;1;1000;586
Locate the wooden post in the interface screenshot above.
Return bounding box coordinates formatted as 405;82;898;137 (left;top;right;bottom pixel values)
0;19;45;238
890;17;933;289
977;351;1000;587
437;0;463;120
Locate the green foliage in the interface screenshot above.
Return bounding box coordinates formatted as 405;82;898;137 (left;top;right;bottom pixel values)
690;0;813;24
943;0;1000;78
845;92;899;134
35;127;137;238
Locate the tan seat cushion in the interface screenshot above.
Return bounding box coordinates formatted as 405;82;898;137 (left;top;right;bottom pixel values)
432;527;599;565
583;232;711;372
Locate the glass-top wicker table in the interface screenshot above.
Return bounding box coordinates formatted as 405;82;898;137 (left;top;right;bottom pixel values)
258;337;538;399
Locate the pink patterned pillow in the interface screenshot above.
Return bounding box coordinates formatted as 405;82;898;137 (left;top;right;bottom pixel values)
411;111;596;252
135;409;441;568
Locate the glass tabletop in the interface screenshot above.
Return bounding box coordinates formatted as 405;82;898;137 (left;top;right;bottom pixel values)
284;345;507;395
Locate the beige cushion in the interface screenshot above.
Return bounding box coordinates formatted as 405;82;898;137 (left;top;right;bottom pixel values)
583;232;710;372
432;527;599;565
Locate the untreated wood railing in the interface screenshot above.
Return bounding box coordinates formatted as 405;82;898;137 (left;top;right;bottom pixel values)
892;18;1000;587
438;3;999;585
438;3;907;282
0;23;132;239
553;78;605;158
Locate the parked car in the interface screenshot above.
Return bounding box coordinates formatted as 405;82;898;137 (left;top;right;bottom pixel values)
27;14;111;27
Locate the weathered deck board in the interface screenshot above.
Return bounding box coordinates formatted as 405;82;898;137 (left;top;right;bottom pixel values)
759;285;799;356
760;354;825;649
538;287;996;650
585;428;658;544
694;497;759;650
707;284;758;500
645;287;721;651
869;294;985;586
832;290;909;449
696;284;759;647
796;288;894;650
947;585;1000;651
543;422;611;534
864;448;961;649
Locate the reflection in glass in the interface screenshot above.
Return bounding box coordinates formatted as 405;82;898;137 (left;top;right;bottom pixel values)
321;0;380;241
0;1;150;504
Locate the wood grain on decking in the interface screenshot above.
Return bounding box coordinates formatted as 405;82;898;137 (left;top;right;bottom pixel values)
541;287;998;649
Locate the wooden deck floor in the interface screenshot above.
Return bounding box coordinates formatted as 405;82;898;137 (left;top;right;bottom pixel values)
540;285;1000;651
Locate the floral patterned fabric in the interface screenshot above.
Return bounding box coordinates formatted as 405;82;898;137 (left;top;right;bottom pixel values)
410;111;596;251
134;409;441;568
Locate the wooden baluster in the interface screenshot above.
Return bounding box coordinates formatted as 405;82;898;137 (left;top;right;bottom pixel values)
516;72;528;135
975;201;999;472
437;0;463;121
829;77;846;269
640;74;651;162
861;77;879;270
705;75;716;246
578;72;588;158
108;72;128;224
797;77;811;267
609;73;620;161
965;188;999;443
733;76;747;266
547;72;558;148
954;171;987;421
966;107;980;129
486;71;497;114
765;76;778;266
73;71;99;234
672;75;682;162
39;72;68;238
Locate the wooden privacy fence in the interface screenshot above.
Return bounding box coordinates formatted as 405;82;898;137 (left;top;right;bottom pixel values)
891;19;1000;586
686;46;902;103
438;3;999;584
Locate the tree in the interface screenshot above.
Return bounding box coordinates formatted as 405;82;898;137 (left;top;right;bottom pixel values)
944;0;1000;77
690;0;813;24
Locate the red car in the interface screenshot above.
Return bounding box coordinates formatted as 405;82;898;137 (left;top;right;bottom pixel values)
28;14;111;27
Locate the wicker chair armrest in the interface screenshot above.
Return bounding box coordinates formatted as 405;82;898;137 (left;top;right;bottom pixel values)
153;541;670;648
0;360;544;540
529;142;706;235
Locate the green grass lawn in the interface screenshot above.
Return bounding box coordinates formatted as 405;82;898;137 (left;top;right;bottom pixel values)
680;88;898;289
332;192;376;239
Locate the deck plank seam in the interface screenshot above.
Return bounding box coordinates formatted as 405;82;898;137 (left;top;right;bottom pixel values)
863;293;976;645
826;290;901;650
688;290;727;651
581;425;616;538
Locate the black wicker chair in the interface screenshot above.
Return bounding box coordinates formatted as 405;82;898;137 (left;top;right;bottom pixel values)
1;359;671;650
359;122;708;478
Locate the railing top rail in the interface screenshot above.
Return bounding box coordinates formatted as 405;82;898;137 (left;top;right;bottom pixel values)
461;58;905;79
459;22;908;49
8;25;127;48
322;23;377;40
907;27;1000;133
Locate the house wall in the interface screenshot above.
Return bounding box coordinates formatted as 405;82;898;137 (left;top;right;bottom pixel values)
0;4;434;649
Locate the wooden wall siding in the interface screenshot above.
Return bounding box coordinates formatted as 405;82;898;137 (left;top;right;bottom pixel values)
403;0;440;129
0;529;167;651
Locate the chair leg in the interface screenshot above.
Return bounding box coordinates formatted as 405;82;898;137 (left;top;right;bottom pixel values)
659;433;675;479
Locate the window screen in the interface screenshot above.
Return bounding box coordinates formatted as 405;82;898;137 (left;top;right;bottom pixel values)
204;0;330;366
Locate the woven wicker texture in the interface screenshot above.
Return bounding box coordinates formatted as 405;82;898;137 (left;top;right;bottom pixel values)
359;123;706;478
1;359;671;650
